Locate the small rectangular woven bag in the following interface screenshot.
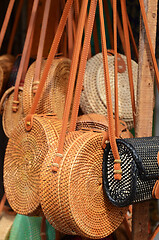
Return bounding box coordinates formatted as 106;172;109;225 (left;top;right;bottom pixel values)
102;136;159;207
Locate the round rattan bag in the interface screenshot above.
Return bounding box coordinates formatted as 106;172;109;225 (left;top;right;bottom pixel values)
4;114;62;215
96;54;138;128
0;86;24;138
76;113;133;139
22;57;71;119
40;130;128;239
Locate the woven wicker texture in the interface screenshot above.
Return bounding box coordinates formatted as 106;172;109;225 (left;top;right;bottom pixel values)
103;136;159;207
76;113;133;138
2;87;24;138
40;131;128;239
80;53;105;115
23;57;71;119
96;54;138;125
0;54;15;97
4;115;62;215
80;53;138;129
8;214;56;240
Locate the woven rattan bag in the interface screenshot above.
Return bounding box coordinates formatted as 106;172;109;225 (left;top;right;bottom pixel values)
0;0;40;138
76;113;133;139
22;57;71;119
40;130;128;239
0;86;24;137
80;52;138;129
4;114;62;215
39;0;129;238
103;137;159;207
3;0;72;215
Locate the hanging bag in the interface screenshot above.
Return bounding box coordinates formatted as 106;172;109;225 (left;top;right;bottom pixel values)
102;0;159;207
3;0;73;216
0;0;39;137
40;0;128;239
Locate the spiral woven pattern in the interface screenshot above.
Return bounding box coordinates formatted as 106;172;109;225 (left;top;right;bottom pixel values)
2;88;24;138
4;115;62;215
80;53;105;115
40;131;128;239
76;113;109;132
23;58;71;119
96;54;138;126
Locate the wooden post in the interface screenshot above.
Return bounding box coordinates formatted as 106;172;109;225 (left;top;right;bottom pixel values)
132;0;158;239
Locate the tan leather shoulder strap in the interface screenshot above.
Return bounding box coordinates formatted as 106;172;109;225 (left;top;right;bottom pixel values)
99;0;121;180
113;0;119;138
69;0;97;132
7;0;24;54
33;0;51;94
67;6;74;59
51;0;89;172
26;0;74;120
12;0;39;112
0;0;15;50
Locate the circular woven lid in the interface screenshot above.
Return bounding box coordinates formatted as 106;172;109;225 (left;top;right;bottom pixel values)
40;131;128;239
80;53;106;115
76;113;109;132
96;54;138;120
4;115;62;215
23;57;71;119
2;88;24;138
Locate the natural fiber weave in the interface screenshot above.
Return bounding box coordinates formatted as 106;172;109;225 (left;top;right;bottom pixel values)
2;87;24;138
96;54;138;127
23;57;71;119
80;53;105;115
40;131;128;239
0;54;15;97
76;113;133;138
4;115;62;215
80;53;138;129
103;136;159;207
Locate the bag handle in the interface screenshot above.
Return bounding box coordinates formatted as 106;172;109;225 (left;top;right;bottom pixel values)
12;0;40;112
32;0;52;94
113;0;120;138
51;0;96;172
7;0;24;54
0;0;16;50
24;0;81;131
98;0;121;180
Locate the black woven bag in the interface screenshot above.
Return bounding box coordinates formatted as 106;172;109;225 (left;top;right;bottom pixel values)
102;136;159;207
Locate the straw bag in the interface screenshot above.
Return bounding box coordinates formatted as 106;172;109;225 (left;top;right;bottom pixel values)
4;0;69;216
103;137;159;207
4;114;62;215
0;0;40;138
40;131;128;238
22;57;71;119
80;52;138;129
40;0;128;238
76;113;133;139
